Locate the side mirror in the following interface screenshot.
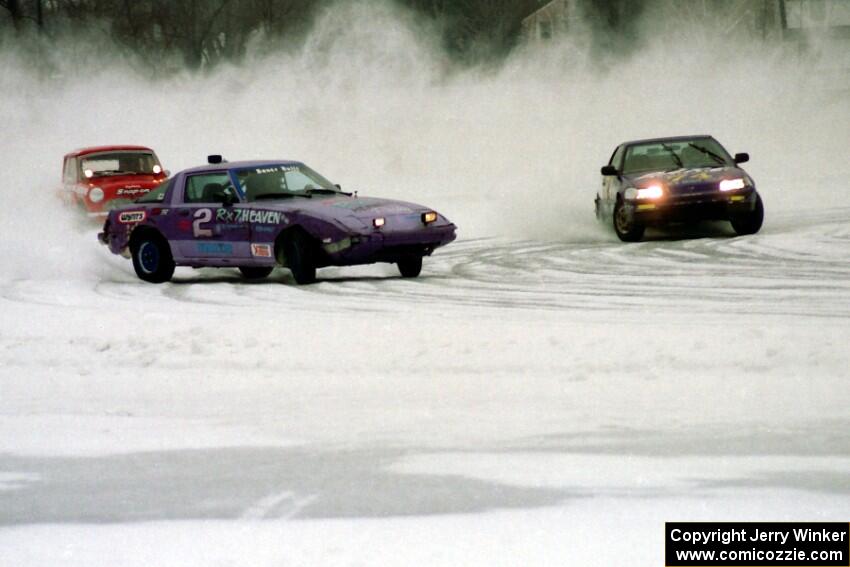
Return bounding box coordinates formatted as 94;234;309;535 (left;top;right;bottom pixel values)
601;165;618;176
335;184;342;190
734;152;749;165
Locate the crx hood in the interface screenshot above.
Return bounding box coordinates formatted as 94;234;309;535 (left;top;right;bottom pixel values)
625;166;751;196
625;166;748;187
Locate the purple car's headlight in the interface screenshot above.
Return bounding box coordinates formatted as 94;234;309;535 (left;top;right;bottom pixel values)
422;211;438;224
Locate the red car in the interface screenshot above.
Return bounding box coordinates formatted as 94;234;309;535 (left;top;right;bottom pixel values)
60;145;168;217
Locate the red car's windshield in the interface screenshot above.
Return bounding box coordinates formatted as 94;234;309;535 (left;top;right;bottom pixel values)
80;151;162;178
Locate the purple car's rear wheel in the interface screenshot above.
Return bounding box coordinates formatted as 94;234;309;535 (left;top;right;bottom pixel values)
130;232;175;284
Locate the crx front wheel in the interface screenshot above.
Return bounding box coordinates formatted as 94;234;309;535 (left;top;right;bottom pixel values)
613;199;645;242
731;194;764;236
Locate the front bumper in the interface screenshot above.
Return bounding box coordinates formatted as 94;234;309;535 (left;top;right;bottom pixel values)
628;189;757;225
322;223;457;266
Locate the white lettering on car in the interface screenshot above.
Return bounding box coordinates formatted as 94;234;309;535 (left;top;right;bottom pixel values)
215;208;282;225
117;187;149;196
193;208;213;237
118;211;146;224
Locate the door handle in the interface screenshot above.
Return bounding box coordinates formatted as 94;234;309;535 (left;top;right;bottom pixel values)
178;209;190;217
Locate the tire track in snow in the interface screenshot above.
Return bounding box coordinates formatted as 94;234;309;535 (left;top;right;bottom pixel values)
2;207;849;320
240;491;316;520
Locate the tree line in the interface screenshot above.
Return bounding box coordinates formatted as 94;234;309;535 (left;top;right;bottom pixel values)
1;1;782;71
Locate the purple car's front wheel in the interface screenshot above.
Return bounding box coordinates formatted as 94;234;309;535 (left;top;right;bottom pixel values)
398;257;423;278
282;230;317;285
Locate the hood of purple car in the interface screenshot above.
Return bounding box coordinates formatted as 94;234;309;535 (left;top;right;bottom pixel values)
244;195;431;223
626;166;748;195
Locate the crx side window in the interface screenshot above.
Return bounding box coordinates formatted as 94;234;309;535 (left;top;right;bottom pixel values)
610;145;625;170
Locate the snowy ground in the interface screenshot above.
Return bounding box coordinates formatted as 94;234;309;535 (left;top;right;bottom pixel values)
1;204;849;566
2;2;849;562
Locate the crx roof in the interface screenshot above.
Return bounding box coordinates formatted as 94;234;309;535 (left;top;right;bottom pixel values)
622;135;714;146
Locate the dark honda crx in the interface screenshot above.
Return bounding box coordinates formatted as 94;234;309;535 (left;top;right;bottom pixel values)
596;135;764;241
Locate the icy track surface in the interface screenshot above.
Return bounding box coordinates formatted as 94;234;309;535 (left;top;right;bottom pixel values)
2;208;850;566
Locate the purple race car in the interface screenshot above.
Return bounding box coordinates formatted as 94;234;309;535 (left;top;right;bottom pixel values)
98;157;457;284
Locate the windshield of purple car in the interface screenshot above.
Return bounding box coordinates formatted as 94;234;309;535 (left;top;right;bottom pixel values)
137;178;173;203
622;139;732;174
236;165;338;202
80;152;162;178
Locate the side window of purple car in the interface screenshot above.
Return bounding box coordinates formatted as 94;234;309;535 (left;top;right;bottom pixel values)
137;178;173;203
184;173;236;204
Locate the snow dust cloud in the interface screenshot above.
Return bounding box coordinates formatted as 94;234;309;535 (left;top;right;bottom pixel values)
0;0;848;280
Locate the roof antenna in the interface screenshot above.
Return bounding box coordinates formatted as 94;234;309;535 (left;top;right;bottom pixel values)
207;155;227;164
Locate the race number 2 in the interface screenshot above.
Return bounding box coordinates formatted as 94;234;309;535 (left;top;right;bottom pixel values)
193;208;213;237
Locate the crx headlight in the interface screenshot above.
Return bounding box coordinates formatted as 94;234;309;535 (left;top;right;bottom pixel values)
719;178;746;192
625;184;664;200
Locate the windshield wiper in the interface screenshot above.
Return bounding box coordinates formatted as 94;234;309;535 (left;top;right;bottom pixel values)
687;143;726;165
253;192;312;200
660;143;683;169
305;188;340;195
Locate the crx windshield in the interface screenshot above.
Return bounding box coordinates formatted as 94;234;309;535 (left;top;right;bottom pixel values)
622;138;733;174
237;164;338;202
81;151;162;177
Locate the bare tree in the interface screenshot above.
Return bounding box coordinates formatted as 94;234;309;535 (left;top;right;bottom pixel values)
0;0;23;29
